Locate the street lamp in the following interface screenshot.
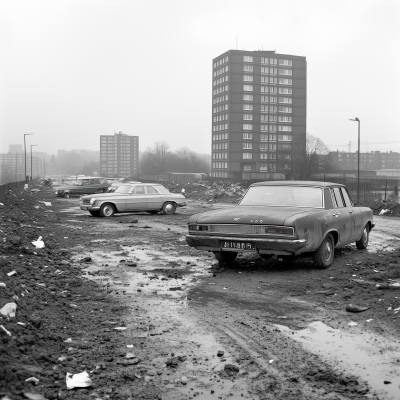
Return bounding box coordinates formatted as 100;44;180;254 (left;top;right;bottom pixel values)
349;118;360;202
24;133;34;181
30;144;38;180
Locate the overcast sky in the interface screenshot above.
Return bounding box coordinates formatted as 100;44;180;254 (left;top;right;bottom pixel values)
1;0;399;156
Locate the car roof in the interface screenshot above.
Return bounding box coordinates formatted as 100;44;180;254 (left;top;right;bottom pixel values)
250;180;345;188
75;176;104;179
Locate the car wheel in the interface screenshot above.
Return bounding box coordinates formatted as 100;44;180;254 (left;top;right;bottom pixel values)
313;233;335;269
162;202;176;215
355;224;369;249
60;190;65;197
214;251;237;264
89;210;100;217
96;189;105;194
100;203;115;217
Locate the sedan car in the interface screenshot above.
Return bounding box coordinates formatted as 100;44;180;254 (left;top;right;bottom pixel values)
186;181;374;268
55;177;110;197
79;183;186;217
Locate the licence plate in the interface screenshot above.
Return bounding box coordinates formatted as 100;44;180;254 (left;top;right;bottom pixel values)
221;241;255;250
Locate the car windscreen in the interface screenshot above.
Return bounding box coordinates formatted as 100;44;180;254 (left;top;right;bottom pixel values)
154;186;171;194
240;186;324;208
114;185;132;194
70;180;83;186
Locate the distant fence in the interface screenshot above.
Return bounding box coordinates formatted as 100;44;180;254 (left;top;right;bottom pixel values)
140;173;206;185
314;176;399;203
0;180;26;197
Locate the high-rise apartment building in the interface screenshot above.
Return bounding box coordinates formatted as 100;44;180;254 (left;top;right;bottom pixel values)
100;133;139;178
211;50;307;180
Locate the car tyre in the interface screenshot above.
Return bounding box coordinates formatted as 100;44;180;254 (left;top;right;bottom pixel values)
162;202;176;215
100;203;115;217
313;233;335;269
355;224;369;249
214;251;237;264
89;210;100;217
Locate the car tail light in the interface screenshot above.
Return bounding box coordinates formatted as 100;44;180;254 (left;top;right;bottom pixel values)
264;226;294;236
188;225;208;231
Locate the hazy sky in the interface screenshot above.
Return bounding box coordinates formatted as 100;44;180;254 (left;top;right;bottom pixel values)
1;0;399;155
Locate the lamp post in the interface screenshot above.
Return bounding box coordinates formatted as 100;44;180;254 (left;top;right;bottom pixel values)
349;118;360;202
30;144;38;180
24;133;34;181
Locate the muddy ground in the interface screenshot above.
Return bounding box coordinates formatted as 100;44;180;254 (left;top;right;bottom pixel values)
1;184;400;400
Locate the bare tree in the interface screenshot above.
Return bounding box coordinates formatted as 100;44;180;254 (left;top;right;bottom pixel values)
304;134;332;179
150;141;172;173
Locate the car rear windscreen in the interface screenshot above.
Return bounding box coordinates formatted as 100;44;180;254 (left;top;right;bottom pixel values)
240;186;323;208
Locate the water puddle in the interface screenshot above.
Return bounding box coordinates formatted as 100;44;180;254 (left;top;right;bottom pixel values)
277;321;400;399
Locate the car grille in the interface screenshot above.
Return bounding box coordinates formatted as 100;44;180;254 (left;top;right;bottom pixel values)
82;199;90;205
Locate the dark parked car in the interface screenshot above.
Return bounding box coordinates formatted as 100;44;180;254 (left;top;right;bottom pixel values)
79;183;186;217
186;181;374;268
55;177;110;198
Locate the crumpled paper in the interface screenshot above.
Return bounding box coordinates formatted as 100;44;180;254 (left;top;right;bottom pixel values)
32;236;45;249
0;302;17;319
66;371;93;390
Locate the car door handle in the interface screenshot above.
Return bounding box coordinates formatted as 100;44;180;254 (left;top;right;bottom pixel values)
348;210;353;214
332;214;339;217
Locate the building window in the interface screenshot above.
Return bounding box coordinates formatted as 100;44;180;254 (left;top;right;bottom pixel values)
270;87;277;94
243;85;253;91
279;88;292;94
243;124;253;130
270;58;277;65
243;133;253;139
279;97;292;104
260;134;269;141
243;94;253;101
243;153;253;159
243;104;253;110
279;78;292;85
243;143;253;149
279;59;292;66
243;65;253;72
260;163;268;171
279;68;292;75
243;114;253;120
269;125;277;132
244;55;253;62
279;116;292;123
261;124;268;131
261;105;268;112
269;67;277;75
279;106;292;113
261;86;269;93
261;67;268;74
270;77;277;84
261;96;268;103
270;96;277;103
269;115;277;122
243;75;253;82
278;144;292;150
243;164;252;171
261;58;269;64
270;105;277;112
261;115;268;122
260;143;269;150
278;126;292;132
278;134;292;141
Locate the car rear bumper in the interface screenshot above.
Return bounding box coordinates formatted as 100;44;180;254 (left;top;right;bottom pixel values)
185;234;307;256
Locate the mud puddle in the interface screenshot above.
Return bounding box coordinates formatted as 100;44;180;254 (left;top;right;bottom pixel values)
72;246;255;399
277;321;400;399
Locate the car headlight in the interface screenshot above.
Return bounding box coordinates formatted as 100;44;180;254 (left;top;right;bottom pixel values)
90;198;96;205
